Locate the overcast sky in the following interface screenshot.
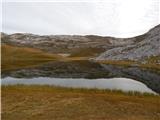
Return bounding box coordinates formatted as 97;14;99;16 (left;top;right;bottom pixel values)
1;0;160;37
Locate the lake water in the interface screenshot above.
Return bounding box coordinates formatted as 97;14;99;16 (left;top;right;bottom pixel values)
1;77;156;94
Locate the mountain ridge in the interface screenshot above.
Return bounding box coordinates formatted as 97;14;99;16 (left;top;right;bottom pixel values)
1;24;160;62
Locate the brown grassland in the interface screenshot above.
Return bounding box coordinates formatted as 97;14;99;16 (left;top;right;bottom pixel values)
2;85;160;120
1;44;160;120
2;44;160;72
1;44;62;71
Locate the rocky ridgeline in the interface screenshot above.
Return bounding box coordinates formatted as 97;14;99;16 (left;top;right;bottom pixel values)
1;24;160;60
1;33;116;53
1;32;135;54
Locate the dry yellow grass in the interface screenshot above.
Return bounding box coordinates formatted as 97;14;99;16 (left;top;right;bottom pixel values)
98;59;160;71
2;85;160;120
1;44;92;71
69;47;105;57
2;44;160;72
65;56;89;61
140;63;160;71
97;60;137;67
1;44;62;71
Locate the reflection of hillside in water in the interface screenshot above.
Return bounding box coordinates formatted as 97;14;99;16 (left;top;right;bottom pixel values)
2;61;160;93
100;64;160;94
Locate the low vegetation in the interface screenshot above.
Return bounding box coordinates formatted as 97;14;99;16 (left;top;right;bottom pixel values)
97;56;160;73
1;44;103;72
2;44;159;73
146;56;160;64
97;60;138;67
1;44;62;71
69;47;105;57
2;85;160;120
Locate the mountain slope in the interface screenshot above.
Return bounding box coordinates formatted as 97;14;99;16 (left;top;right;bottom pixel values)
1;25;160;62
96;25;160;62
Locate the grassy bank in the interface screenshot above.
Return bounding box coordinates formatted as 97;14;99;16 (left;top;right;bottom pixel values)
69;47;105;57
2;85;160;120
1;44;62;71
1;44;91;71
97;57;160;73
97;60;137;67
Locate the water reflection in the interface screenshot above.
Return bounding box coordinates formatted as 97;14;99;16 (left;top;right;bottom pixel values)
2;61;160;93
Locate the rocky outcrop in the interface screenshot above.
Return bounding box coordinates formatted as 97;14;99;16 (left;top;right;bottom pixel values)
96;25;160;61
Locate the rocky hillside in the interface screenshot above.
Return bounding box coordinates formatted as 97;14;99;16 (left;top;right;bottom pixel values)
96;25;160;62
1;34;113;54
1;32;135;57
1;24;160;61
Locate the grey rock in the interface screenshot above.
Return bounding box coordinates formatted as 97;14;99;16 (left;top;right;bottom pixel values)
96;25;160;61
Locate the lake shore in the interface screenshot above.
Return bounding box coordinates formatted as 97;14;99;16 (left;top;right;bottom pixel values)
2;85;160;120
1;77;157;94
